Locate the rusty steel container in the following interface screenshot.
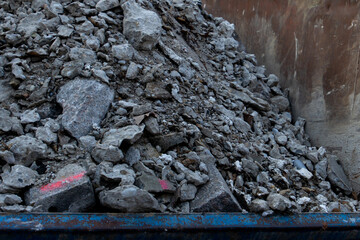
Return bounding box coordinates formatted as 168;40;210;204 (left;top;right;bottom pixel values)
203;0;360;192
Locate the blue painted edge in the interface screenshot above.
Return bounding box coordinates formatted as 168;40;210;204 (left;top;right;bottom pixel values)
0;213;358;231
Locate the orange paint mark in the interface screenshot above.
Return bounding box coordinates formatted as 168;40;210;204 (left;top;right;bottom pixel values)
40;171;86;192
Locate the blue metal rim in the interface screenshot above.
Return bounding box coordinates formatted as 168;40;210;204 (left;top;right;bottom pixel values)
0;213;359;232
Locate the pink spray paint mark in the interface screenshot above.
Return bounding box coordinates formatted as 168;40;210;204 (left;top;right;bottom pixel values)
40;171;86;192
158;179;168;190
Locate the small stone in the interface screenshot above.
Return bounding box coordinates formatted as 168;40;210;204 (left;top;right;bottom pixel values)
58;25;74;38
12;64;26;80
242;158;259;178
267;193;292;212
99;185;160;212
101;164;135;185
233;117;251;134
91;144;124;163
145;82;172;99
180;183;197;201
57;79;114;139
275;133;287;146
102;125;145;147
315;159;328;179
296;168;313;180
122;0;162;50
151;132;185;152
0;151;16;164
297;197;311;206
235;175;244;188
69;48;97;64
92;69;110;83
199;162;208;173
112;44;134;61
319;181;331;190
75;20;95;34
79;136;97;152
135;173;176;193
7;136;47;166
271;96;290;112
0;109;23;134
126;62;141;80
249;199;269;213
2;165;38;189
20;109;40;124
96;0;120;12
17;13;44;37
144;117;160;135
36;127;57;144
0;194;22;206
61;61;84;79
125;146;141;166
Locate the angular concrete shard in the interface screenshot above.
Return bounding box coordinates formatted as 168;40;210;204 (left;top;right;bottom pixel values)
57;79;114;139
191;149;241;212
327;155;352;193
102;125;145;147
25;164;95;212
122;0;162;50
7;136;47;166
99;185;160;212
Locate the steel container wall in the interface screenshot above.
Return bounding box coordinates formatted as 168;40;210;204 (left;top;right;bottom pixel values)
203;0;360;192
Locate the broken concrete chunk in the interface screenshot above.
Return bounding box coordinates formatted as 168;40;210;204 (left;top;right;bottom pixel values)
69;48;97;64
327;155;352;193
99;185;160;212
145;82;172;100
250;199;270;213
0;151;16;165
180;183;197;201
112;44;135;61
125;146;141;166
100;163;135;185
57;79;114;139
0;109;23;134
233;117;251;134
17;12;44;37
267;193;292;212
135;173;176;193
144;117;160;135
122;0;162;50
2;165;38;189
151;132;185;152
36;127;57;144
102;125;145;147
271;96;290;112
61;61;83;79
191;150;241;212
79;136;97;152
25;164;95;212
20;109;40;124
96;0;120;12
0;194;22;206
7;136;47;166
126;62;141;79
91;144;124;163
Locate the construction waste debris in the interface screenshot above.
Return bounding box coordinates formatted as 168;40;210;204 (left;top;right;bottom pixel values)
0;0;357;214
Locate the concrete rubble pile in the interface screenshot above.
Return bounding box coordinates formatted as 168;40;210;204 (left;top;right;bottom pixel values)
0;0;357;214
